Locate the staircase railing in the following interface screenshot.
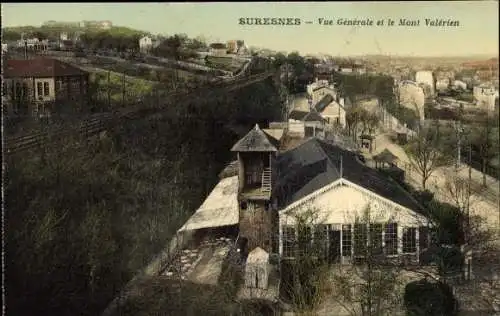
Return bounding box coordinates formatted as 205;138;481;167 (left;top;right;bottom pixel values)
261;168;272;192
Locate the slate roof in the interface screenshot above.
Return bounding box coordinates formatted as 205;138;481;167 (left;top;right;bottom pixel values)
231;124;279;152
314;94;335;112
273;138;423;212
4;58;87;78
373;149;399;164
302;111;325;122
288;110;309;121
288;110;325;122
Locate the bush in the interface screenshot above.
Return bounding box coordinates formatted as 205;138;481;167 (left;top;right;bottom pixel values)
404;279;459;316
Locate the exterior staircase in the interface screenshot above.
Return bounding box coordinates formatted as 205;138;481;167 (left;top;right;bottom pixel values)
261;168;272;192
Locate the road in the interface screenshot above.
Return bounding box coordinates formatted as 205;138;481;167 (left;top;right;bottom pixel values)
372;132;500;236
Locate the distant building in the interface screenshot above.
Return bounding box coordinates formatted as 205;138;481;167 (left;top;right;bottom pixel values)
3;58;90;117
43;20;81;28
209;43;227;56
415;70;435;96
436;78;450;91
307;79;337;105
82;20;112;29
226;40;237;54
314;93;346;128
473;84;497;112
16;38;48;52
2;43;8;54
139;36;153;54
397;80;425;121
452;80;468;91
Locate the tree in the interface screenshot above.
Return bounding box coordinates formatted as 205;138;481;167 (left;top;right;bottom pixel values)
405;125;450;190
281;208;331;312
330;206;403;316
470;115;498;187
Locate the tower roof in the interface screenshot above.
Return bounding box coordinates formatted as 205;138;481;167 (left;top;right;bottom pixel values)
231;124;279;152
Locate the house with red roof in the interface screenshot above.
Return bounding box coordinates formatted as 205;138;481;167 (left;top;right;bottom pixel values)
3;57;89;117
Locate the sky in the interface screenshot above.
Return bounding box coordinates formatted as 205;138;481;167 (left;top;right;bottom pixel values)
2;2;499;57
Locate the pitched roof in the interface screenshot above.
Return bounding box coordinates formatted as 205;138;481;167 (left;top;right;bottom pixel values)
288;110;309;121
4;58;87;78
231;124;279;152
302;111;325;122
274;138;422;212
247;247;269;264
210;43;226;49
314;94;335;112
373;149;399;164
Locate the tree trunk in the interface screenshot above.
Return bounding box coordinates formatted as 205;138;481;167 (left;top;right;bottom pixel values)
482;158;487;187
422;176;427;191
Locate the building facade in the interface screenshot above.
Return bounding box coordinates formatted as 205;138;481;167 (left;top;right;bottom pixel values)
473;84;497;112
3;58;90;117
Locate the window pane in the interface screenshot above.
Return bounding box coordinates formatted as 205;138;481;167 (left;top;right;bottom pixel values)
384;223;398;255
342;224;352;257
402;227;417;253
419;226;429;250
354;224;367;256
370;223;383;255
37;82;43;97
315;224;328;259
283;226;296;258
44;82;49;96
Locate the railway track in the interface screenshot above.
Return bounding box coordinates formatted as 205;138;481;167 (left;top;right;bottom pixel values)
4;71;276;155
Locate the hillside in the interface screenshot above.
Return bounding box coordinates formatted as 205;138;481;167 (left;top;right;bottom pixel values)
2;25;149;41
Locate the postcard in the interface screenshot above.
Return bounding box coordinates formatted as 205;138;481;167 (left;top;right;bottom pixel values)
3;2;499;316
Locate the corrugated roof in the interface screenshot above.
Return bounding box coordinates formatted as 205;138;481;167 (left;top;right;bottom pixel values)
274;138;422;212
178;176;239;231
231;124;279;152
4;58;87;78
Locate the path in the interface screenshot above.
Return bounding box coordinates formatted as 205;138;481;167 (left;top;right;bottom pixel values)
373;132;500;235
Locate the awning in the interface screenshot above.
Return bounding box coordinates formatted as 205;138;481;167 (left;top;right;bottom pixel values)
178;176;239;232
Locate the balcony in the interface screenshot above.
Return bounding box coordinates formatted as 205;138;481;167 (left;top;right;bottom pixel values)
240;167;272;200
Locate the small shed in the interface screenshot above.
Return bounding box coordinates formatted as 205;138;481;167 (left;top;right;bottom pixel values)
245;247;270;289
359;134;375;152
373;149;399;168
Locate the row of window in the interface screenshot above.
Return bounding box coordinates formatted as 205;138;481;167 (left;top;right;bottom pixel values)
37;82;50;97
282;223;425;259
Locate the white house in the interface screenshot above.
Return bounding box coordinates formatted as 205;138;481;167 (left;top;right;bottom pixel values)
276;139;429;265
415;70;435;96
398;80;425;121
209;43;227;56
288;110;326;138
307;79;337;105
313;94;346;128
435;78;450;91
473;84;497;112
139;36;153;54
452;80;468;91
2;43;8;54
